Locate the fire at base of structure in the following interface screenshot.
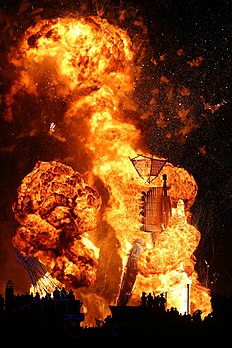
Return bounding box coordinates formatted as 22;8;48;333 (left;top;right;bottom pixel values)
117;156;172;306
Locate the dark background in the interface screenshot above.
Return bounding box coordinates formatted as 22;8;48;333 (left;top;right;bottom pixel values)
0;0;232;296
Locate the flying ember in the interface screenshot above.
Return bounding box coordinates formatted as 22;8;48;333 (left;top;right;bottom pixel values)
9;14;211;325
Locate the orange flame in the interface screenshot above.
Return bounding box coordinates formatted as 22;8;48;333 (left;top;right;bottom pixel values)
9;15;212;324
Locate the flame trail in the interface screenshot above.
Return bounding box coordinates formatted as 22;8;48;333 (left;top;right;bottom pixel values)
16;250;59;297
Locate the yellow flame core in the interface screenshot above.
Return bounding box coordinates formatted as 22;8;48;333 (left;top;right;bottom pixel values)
10;15;211;324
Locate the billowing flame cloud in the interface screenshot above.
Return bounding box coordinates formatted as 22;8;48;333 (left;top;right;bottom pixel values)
12;160;101;288
4;7;212;324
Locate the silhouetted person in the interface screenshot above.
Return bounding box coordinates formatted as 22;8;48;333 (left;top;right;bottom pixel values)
141;292;147;307
153;294;160;310
159;293;166;311
34;291;40;301
61;287;67;299
45;291;52;300
147;292;153;308
53;287;61;300
68;289;75;299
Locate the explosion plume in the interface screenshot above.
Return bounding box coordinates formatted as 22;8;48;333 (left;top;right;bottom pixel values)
12;160;101;289
1;2;214;324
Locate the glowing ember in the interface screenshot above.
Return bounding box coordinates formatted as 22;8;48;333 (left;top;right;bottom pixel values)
9;14;212;324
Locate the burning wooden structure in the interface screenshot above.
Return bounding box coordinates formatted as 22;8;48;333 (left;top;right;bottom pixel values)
140;174;172;243
130;154;172;242
117;156;172;306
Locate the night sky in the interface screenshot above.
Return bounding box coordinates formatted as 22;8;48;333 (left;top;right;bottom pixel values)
0;0;232;297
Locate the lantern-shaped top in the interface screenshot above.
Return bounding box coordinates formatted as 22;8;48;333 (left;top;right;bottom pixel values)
129;154;167;183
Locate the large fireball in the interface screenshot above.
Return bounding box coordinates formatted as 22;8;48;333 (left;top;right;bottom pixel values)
7;12;212;324
12;160;101;288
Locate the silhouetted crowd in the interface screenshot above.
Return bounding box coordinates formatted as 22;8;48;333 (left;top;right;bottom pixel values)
1;287;76;312
140;291;167;310
1;281;232;347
